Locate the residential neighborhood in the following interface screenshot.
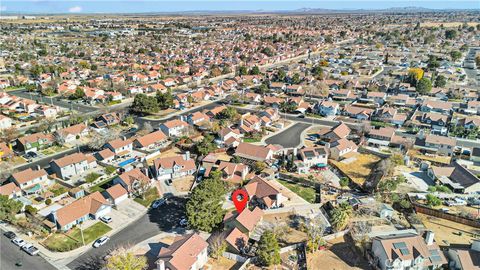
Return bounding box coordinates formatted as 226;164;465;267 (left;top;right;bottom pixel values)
1;4;480;270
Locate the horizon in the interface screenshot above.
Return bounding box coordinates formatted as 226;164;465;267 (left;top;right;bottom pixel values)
1;1;479;15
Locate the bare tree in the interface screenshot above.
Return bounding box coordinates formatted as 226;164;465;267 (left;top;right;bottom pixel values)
208;231;228;259
303;217;327;253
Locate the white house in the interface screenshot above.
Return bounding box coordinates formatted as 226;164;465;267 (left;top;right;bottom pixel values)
0;115;12;130
156;233;208;270
152;152;196;181
104;138;133;156
299;147;328;167
159;119;189;137
50;153;97;180
105;184;129;205
10;168;50;195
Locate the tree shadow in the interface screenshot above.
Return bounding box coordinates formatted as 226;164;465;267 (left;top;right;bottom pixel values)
146;196;187;231
327;235;370;269
71;255;103;270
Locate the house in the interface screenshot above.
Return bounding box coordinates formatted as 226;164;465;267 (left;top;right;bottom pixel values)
461;116;480;130
427;162;480;193
205;161;249;184
414;134;456;156
95;148;115;163
105;183;129;205
446;239;480;270
55;123;89;143
299;147;328;167
152;152;196;181
331;89;357;101
343;105;374;120
371;231;446;270
224;206;264;235
366;91;387;105
0;182;21;199
420;100;453;115
16;132;54;153
420;113;449;135
97;113;121;126
260;108;280;122
0;115;12;129
0;142;14;160
234;143;273;163
156;233;208;270
50;191;111;231
133;130;168;151
186;111;209;126
318;122;351;142
160;119;189;137
225;227;249;254
104;138;133;156
244;176;286;209
113;168;151;194
50;153;97;180
368;127;396;147
471;147;480;163
10;168;50;195
218;127;242;142
315;100;339;116
240;114;261;133
330;138;358;160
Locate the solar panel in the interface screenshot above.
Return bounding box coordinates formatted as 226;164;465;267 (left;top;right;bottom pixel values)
393;242;407;249
430;255;443;262
430;250;439;256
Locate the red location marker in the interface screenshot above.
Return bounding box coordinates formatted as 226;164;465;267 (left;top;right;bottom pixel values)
232;189;249;214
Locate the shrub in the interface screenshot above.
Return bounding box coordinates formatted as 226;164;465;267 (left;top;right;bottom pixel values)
45;198;52;205
25;205;38;215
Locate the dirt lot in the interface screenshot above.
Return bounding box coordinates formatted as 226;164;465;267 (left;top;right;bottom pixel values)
421;22;479;28
418;213;480;246
306;236;370;270
205;257;240;270
330;154;381;186
172;176;195;192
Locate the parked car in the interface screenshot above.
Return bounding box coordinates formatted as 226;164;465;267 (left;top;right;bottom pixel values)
152;198;167;209
12;238;27;247
100;216;112;223
22;244;39;256
4;231;17;239
93;236;110;248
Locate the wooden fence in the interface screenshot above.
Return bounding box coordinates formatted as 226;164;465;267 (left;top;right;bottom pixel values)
413;203;480;228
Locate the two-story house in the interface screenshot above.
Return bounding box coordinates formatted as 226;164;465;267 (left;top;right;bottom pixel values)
16;132;54;153
316;100;339;116
10;168;50;195
299;147;328;167
104;138;133;156
133;130;169;151
156;233;208;270
159;119;189;137
152;152;196;181
414;134;456;156
50;153;97;180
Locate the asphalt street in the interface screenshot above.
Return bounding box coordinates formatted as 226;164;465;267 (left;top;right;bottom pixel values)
0;230;57;270
10;90;97;114
66;196;187;270
265;122;311;148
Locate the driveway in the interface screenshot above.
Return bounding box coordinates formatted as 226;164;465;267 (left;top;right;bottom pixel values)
67;196;187;270
106;200;147;230
402;171;434;192
265;122;311;148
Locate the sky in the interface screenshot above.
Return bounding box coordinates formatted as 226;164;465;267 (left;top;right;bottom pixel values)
0;1;479;14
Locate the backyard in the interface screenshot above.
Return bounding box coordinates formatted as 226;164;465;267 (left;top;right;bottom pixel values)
134;187;160;207
42;222;112;252
172;176;195;193
418;213;480;246
89;177;114;193
277;179;316;203
330;154;381;186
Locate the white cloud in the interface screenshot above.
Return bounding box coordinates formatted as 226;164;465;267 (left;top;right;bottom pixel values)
68;6;82;13
0;5;7;11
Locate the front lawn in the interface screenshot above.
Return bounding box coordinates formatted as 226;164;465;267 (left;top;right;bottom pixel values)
277;179;316;203
43;222;112;252
134;187;160;207
89;177;114;193
243;137;261;143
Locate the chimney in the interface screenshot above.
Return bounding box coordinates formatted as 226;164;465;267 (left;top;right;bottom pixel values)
472;239;480;252
293;147;298;156
424;231;434;245
185;151;190;160
240;116;244;127
36;165;41;171
157;259;165;270
325;143;331;149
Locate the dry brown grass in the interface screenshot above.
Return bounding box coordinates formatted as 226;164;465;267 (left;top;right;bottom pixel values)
421;22;479;28
418;213;480;246
330;154;381;185
172;176;195;192
205;257;238;270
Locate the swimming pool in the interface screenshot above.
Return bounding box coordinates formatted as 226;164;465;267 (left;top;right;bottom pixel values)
118;158;136;167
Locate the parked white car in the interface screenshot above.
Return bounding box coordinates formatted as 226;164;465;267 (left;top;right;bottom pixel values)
22;244;40;256
100;216;112;223
12;238;27;247
93;236;110;248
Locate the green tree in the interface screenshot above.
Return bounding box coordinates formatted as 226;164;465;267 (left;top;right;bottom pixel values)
426;194;442;207
330;202;353;231
124;116;134;126
237;66;248;76
25;205;38;215
195;134;216;156
0;195;23;222
250;66;260;75
339;177;349;188
72;87;85;100
257;230;281;266
445;29;457;39
105;246;147;270
217;107;238;121
450;50;462;62
156;90;174;110
277;70;287;82
434;75;447;87
416;78;432;95
252;161;267;174
186;172;226;232
131;94;159;114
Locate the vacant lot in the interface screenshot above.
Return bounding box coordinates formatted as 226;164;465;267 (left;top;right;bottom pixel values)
43;222;112;251
330;154;381;186
307;236;369;270
205;257;240;270
418;214;480;246
172;176;195;192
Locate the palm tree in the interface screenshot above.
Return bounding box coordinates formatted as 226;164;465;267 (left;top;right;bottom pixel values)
330;202;353;231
